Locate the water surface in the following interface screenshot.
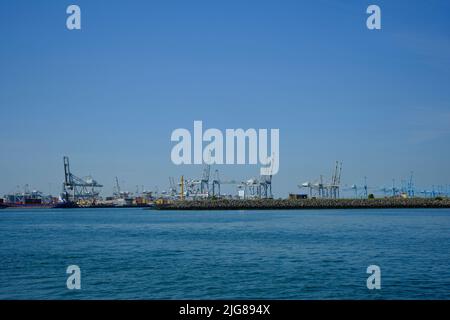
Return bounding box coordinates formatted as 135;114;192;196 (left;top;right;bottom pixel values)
0;208;449;299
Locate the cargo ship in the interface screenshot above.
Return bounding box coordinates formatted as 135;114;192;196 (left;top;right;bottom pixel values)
3;189;56;209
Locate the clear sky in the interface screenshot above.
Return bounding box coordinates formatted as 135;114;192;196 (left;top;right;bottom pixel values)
1;0;449;197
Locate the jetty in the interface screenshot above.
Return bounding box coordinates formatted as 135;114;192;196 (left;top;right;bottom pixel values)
154;198;450;211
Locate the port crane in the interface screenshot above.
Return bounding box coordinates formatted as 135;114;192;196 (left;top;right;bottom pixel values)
407;171;415;197
210;169;238;198
114;177;121;197
237;154;276;199
259;154;275;199
174;151;275;199
343;176;370;198
168;177;178;197
298;161;342;199
200;163;211;195
62;156;103;203
212;170;220;197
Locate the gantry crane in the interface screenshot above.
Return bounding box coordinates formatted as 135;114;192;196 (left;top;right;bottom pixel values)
62;156;103;203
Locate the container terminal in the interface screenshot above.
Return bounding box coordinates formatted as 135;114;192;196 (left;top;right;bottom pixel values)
1;157;449;210
1;157;155;209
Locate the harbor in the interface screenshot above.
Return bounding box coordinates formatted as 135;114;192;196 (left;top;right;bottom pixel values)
1;157;449;210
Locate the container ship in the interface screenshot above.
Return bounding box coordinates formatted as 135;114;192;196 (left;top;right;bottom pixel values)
2;189;56;209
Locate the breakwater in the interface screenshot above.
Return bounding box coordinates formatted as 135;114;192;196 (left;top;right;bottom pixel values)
154;198;450;210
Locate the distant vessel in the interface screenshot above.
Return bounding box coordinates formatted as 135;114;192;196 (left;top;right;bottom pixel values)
3;188;56;209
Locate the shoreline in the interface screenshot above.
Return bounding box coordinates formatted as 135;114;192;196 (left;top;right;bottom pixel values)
154;198;450;211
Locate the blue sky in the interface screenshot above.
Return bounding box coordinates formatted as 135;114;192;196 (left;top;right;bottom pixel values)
1;0;449;197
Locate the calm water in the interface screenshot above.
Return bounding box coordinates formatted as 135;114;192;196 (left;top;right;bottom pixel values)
0;208;449;299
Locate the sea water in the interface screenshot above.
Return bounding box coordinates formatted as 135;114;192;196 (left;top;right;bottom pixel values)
0;208;449;299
